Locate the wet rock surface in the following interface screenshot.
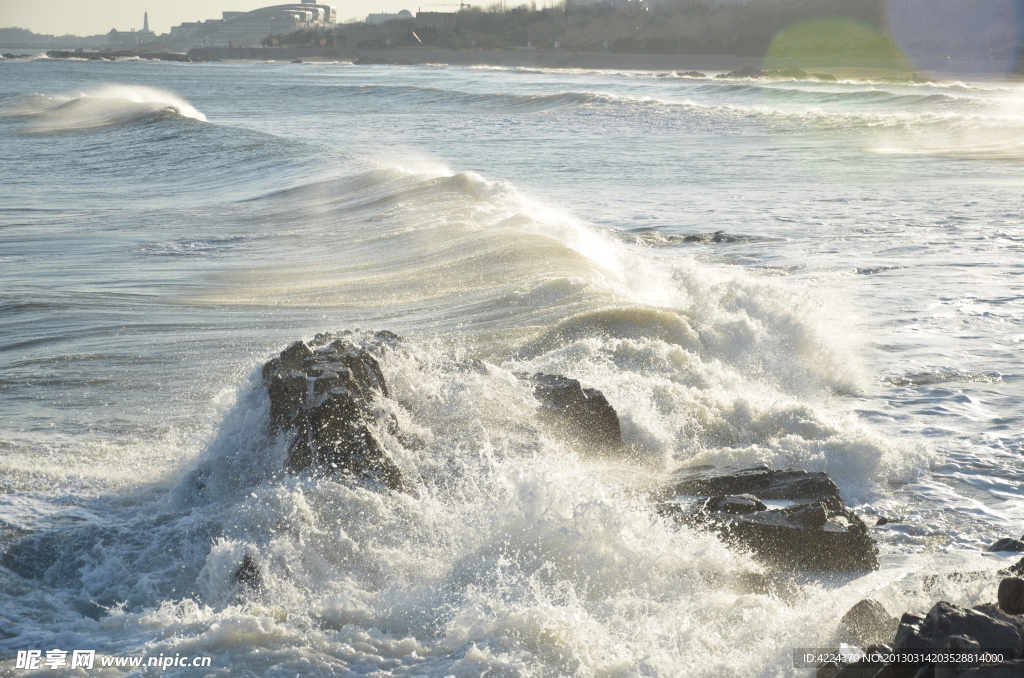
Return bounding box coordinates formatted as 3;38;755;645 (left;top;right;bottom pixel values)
987;538;1024;553
840;599;901;649
234;553;262;591
658;465;877;571
999;578;1024;616
263;331;407;492
527;372;623;453
817;586;1024;678
264;334;627;490
893;601;1023;657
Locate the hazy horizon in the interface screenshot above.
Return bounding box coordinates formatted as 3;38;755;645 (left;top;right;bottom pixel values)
0;0;444;36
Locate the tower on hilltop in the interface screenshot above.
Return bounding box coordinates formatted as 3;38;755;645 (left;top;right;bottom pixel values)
143;12;149;32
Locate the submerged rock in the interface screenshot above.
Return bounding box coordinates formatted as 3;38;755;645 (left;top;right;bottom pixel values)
528;373;622;453
659;465;877;571
234;553;262;591
263;331;407;492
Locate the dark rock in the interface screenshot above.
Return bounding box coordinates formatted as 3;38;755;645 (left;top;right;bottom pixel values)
988;539;1024;553
659;466;877;571
354;55;397;65
664;465;845;510
975;603;1024;640
894;602;1023;659
839;599;900;648
291;59;302;63
717;66;763;78
999;578;1024;615
681;230;741;244
710;494;766;514
791;504;829;529
528;373;622;453
1005;557;1024;577
47;50;193;62
877;516;893;526
818;645;891;678
934;635;981;678
833;657;890;678
772;67;810;79
234;553;262;591
873;661;922;678
263;332;407;492
959;666;1018;677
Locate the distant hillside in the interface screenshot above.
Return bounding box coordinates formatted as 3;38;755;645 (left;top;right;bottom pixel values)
319;0;1020;59
0;27;107;48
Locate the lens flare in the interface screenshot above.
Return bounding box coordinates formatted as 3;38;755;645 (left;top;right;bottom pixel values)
767;18;908;64
884;0;1024;78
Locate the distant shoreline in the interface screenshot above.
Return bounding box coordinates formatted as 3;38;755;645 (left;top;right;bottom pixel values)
14;47;1020;80
189;47;1023;79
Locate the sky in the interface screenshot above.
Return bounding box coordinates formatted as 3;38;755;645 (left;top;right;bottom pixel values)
0;0;430;36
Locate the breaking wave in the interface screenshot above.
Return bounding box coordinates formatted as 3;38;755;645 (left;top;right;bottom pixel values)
0;85;206;133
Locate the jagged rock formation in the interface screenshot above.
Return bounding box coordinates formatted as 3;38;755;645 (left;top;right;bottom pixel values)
263;331;407;492
819;593;1024;678
658;465;878;571
839;599;900;649
527;373;623;453
263;333;627;491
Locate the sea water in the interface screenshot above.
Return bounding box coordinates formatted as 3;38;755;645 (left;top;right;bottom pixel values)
1;57;1022;676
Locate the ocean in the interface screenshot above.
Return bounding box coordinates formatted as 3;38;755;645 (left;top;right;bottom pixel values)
1;56;1022;676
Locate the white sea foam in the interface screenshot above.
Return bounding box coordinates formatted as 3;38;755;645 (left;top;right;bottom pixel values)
1;63;1021;678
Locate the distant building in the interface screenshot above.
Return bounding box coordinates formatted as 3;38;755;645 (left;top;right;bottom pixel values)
108;11;158;48
334;11;457;49
137;12;156;40
169;0;337;47
366;9;413;24
414;12;456;31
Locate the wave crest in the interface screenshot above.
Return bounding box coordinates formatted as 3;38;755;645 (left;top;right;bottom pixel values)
1;85;206;133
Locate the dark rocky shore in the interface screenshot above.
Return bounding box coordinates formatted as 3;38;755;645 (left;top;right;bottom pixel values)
3;329;1021;674
816;578;1024;677
45;50;207;62
250;331;1024;676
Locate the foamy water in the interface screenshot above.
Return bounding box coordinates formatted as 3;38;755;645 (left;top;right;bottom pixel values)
1;59;1022;676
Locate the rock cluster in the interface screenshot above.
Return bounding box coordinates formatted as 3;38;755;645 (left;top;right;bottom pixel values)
254;334;881;588
262;333;626;491
820;582;1024;678
658;465;878;571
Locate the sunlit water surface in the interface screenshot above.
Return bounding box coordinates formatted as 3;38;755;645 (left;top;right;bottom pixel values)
1;57;1023;676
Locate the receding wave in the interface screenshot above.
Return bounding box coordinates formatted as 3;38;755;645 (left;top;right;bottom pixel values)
0;85;207;133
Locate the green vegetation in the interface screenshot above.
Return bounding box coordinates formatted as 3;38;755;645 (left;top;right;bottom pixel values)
767;18;904;60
